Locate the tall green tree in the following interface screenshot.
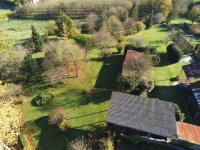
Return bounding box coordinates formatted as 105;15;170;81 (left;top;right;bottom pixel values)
187;6;200;24
20;53;39;80
31;25;43;53
146;11;153;29
129;2;139;21
55;11;74;37
166;0;180;22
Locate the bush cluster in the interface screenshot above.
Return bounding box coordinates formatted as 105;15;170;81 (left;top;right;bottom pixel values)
33;90;54;106
174;104;185;121
116;43;124;53
124;44;157;55
48;107;67;126
166;43;183;63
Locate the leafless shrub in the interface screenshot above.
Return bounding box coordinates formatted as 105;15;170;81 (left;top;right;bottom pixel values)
67;136;92;150
47;20;57;36
153;13;164;24
86;13;98;33
128;37;146;47
92;31;117;55
48;107;67;126
123;18;136;35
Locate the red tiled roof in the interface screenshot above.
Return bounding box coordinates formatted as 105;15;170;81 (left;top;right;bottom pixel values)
177;121;200;145
124;50;142;63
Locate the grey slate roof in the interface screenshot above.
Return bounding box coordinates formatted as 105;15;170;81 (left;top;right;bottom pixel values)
106;92;178;138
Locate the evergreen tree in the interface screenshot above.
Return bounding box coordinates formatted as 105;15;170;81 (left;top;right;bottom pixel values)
146;10;153;29
129;2;139;21
187;6;200;24
21;53;39;80
166;0;180;22
31;25;43;52
55;11;74;37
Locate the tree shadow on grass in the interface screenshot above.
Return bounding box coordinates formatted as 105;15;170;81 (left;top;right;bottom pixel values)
156;52;172;67
26;116;88;150
0;2;14;10
90;54;124;89
77;88;112;105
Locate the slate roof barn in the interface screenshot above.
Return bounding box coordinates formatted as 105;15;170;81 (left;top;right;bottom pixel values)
106;92;178;138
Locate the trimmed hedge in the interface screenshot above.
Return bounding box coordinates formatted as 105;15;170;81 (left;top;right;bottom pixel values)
33;90;54;106
166;43;183;63
124;44;157;55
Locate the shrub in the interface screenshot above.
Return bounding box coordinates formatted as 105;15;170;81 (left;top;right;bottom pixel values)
58;120;67;132
195;43;200;53
178;29;184;35
100;136;114;150
128;134;139;144
117;36;124;43
135;21;146;32
100;49;113;58
33;90;54;106
47;20;57;36
152;55;160;66
153;13;164;24
124;44;135;55
67;136;92;150
75;34;91;47
68;27;81;39
116;43;124;53
174;104;185;121
133;78;154;95
48;106;67;126
143;47;157;55
128;37;146;47
81;23;90;33
167;43;183;63
166;43;183;63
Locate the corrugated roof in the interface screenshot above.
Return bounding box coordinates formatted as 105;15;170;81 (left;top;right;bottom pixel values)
106;92;178;138
177;122;200;145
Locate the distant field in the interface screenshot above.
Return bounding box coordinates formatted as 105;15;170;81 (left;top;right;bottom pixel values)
0;18;48;43
0;2;14;15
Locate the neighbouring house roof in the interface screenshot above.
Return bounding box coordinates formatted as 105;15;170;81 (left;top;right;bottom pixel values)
106;92;178;138
189;81;200;109
177;122;200;145
182;62;200;78
122;50;142;76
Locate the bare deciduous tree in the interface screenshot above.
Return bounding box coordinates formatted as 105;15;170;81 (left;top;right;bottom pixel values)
86;13;98;33
43;41;84;85
92;31;117;55
153;13;164;24
123;54;153;78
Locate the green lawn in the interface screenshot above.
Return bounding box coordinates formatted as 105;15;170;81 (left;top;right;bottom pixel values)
0;18;48;43
19;47;124;149
1;17;200;149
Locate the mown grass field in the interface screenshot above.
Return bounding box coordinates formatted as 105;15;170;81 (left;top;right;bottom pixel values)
19;48;124;149
1;15;200;149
